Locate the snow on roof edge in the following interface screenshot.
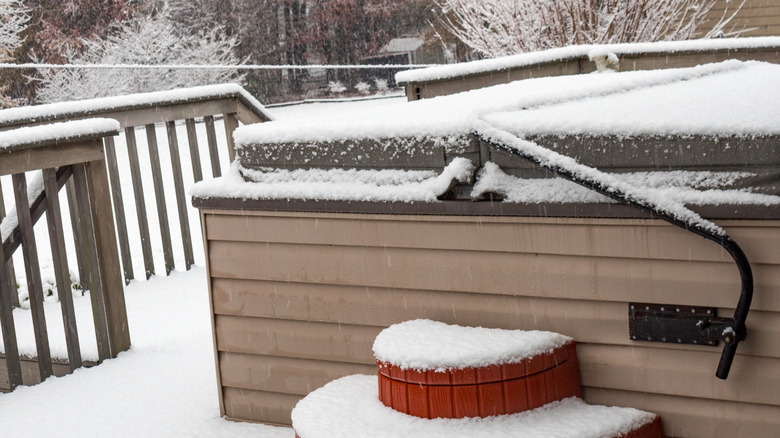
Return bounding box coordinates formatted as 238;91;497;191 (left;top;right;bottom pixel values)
396;36;780;84
0;83;273;127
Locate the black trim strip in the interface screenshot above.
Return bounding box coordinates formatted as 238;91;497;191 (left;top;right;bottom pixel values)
191;196;779;220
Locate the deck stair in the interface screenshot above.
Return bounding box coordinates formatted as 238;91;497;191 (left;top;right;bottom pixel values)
292;319;663;438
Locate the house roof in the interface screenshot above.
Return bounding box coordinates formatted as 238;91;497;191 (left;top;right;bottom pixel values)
382;37;424;54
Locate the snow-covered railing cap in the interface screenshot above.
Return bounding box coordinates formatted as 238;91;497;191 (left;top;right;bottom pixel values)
0;83;272;131
396;36;780;85
372;319;572;371
0;118;120;153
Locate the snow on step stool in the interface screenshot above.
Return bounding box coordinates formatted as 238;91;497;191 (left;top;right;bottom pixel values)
291;375;664;438
372;320;582;418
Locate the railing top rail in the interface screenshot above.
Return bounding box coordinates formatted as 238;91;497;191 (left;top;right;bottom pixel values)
0;84;272;132
0;118;119;157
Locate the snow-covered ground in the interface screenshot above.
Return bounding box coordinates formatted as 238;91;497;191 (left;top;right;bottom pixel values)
0;267;293;438
0;96;405;436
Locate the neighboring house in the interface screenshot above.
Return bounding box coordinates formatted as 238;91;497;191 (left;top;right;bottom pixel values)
701;0;780;37
359;37;447;88
192;57;780;437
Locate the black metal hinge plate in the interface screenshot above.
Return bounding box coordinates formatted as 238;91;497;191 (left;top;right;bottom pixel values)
629;303;729;346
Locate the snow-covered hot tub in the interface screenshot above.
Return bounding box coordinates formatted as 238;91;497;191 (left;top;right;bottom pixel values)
192;61;780;436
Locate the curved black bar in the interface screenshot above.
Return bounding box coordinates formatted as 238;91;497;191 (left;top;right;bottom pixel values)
476;132;754;380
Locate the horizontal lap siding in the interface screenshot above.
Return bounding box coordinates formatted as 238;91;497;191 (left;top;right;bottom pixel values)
702;0;780;37
202;211;780;436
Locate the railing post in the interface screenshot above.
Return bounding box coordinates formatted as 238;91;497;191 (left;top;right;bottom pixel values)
0;244;22;389
84;155;131;358
73;151;131;359
0;181;20;308
222;112;240;163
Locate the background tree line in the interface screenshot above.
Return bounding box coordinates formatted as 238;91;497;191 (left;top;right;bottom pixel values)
0;0;740;105
1;0;438;105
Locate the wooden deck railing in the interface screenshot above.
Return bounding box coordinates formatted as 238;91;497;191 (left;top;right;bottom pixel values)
1;120;129;390
0;85;272;288
0;85;270;391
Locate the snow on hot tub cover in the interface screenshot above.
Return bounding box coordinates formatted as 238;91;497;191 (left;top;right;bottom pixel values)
233;60;780;146
193;60;780;211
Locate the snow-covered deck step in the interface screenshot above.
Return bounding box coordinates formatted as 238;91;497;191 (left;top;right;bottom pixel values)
373;320;581;418
291;375;663;438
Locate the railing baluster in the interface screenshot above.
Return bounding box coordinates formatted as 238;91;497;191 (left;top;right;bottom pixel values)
166;121;194;270
145;124;175;275
185;118;204;183
66;180;91;292
72;164;110;361
0;180;20;308
125;127;155;279
103;136;134;284
0;241;23;389
222;112;239;163
43;167;82;371
204;115;221;178
11;173;53;380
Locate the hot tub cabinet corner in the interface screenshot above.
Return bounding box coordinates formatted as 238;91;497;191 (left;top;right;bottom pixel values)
197;202;780;437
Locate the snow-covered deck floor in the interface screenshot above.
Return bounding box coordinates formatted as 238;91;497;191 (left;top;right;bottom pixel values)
0;268;293;438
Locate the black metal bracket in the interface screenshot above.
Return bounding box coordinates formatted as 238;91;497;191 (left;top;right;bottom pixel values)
629;303;738;347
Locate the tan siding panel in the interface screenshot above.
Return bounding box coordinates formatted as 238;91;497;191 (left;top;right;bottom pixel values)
215;315;381;364
207;241;780;313
204;213;780;265
219;352;375;395
211;280;780;359
702;0;780;37
212;314;780;404
222;387;299;425
578;343;780;405
584;387;780;438
204;211;780;431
